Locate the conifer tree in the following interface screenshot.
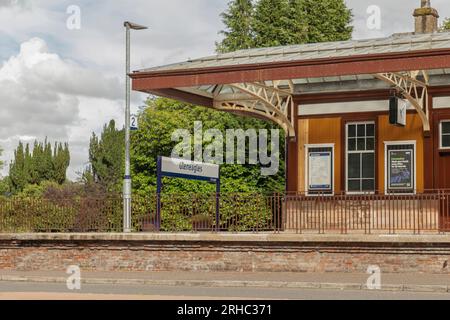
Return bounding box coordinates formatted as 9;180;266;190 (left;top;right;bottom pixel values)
53;142;70;184
89;120;124;191
8;139;70;192
303;0;353;43
286;0;308;44
9;142;27;192
252;0;292;47
217;0;255;53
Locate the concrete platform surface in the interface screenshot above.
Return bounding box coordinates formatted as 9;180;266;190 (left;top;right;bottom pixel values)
1;270;450;293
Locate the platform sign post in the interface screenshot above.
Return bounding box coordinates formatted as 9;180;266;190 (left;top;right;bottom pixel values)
156;156;220;231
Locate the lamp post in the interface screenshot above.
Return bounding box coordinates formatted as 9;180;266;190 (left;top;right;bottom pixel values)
123;21;148;233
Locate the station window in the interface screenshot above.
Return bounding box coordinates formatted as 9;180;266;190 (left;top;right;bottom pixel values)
440;121;450;149
346;122;376;193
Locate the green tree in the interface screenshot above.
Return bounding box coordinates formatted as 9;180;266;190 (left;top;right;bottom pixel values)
216;0;255;53
9;142;27;192
53;142;70;184
219;0;353;51
0;177;9;196
252;0;293;47
441;18;450;31
286;0;308;44
0;146;3;169
89;120;124;192
303;0;353;43
8;139;70;193
131;98;285;196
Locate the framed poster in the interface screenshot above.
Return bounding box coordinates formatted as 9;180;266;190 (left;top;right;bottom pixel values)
385;142;416;193
306;144;334;195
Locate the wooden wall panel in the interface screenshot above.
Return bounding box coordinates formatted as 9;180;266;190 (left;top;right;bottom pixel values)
306;118;342;193
297;119;309;192
377;114;424;193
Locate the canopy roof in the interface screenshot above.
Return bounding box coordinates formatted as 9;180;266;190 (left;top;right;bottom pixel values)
131;31;450;138
139;32;450;73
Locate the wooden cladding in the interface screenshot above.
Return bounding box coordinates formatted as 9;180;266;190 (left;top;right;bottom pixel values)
296;113;425;193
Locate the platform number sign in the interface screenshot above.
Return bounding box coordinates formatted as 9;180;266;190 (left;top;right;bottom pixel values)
130;114;138;131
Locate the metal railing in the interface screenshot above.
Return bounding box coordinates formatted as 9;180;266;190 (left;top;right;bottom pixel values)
0;190;449;234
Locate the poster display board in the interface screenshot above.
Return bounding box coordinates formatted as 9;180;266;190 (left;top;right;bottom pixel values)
306;146;334;194
308;152;332;191
387;146;415;192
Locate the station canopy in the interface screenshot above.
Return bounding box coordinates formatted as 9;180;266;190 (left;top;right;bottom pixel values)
131;32;450;139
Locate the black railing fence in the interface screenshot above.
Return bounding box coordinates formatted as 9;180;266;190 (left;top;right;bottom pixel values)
0;190;449;234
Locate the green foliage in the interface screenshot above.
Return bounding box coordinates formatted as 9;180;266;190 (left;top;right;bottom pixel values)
218;0;353;52
441;18;450;31
89;120;124;192
0;178;9;196
303;0;353;43
8;139;70;193
0;146;3;169
20;184;45;198
130;98;285;196
252;0;295;47
216;0;254;53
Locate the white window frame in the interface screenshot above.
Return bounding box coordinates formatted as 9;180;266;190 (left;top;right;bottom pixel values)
345;121;376;195
384;140;417;195
439;120;450;150
304;143;335;197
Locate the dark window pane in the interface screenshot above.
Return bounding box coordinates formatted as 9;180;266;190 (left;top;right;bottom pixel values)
357;138;366;151
362;153;375;178
443;135;450;148
348;180;361;192
348;154;361;179
366;138;375;151
348;125;356;137
442;122;450;135
362;179;375;191
348;138;356;151
357;125;365;137
366;124;375;137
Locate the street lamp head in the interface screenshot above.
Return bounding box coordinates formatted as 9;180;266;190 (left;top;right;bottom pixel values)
124;21;148;30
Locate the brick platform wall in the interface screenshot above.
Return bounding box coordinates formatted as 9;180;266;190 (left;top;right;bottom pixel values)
0;234;450;274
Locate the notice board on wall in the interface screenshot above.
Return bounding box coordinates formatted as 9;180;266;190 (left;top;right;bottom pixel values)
387;144;415;193
307;146;333;194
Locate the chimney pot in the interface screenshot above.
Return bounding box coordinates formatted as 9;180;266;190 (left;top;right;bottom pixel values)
414;0;439;34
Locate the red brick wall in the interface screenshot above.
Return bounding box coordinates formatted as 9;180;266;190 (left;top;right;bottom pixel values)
0;234;450;273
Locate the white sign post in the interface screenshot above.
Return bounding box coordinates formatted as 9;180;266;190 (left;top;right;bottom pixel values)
156;156;220;231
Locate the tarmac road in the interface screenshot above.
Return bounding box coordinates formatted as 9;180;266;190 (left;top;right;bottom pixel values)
1;281;450;300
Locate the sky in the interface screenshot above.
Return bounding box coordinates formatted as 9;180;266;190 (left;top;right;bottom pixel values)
0;0;449;180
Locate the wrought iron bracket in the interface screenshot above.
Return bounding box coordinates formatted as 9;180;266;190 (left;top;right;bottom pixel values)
375;71;430;135
212;81;296;139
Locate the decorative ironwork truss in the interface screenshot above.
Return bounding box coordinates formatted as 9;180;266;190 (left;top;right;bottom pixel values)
212;81;296;139
375;70;430;134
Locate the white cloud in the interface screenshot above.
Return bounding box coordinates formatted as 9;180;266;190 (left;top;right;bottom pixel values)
0;37;123;179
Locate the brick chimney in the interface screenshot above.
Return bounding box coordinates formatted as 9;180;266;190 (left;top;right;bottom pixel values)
413;0;439;34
